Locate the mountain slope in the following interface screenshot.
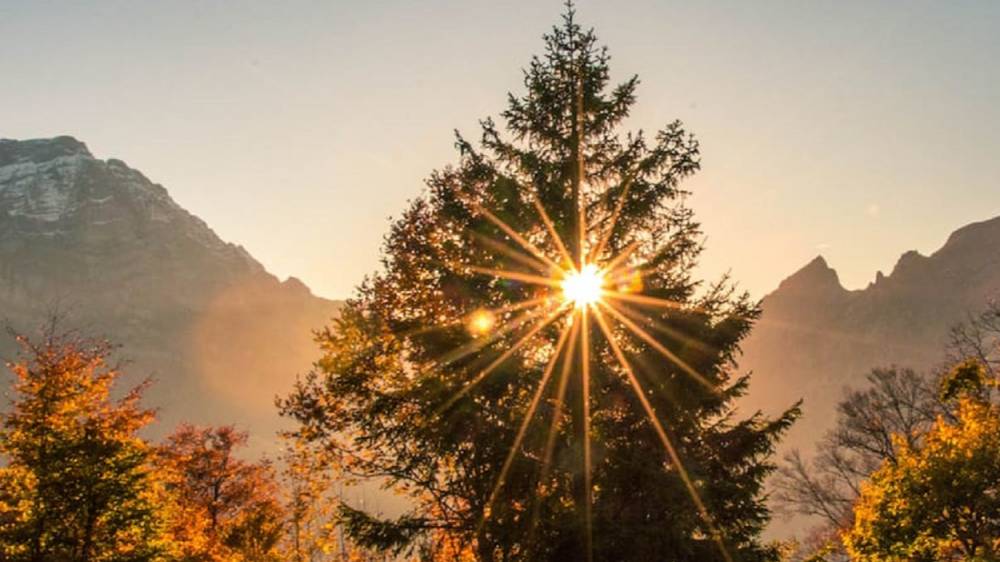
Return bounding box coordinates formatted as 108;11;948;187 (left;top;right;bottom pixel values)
0;136;340;450
740;215;1000;453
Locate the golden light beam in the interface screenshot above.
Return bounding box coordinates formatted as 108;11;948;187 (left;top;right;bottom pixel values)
598;300;719;394
473;203;564;272
602;289;689;312
477;318;575;533
591;308;733;562
580;307;594;562
542;312;580;471
529;312;581;546
403;296;552;341
468;265;563;289
432;301;555;372
530;193;574;268
435;304;569;416
599;240;641;278
577;191;587;269
481;296;553;320
590;169;637;263
574;70;587;270
607;300;717;357
471;231;553;275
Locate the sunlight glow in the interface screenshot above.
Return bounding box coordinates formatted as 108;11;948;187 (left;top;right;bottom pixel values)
451;169;733;562
468;309;496;336
561;264;605;308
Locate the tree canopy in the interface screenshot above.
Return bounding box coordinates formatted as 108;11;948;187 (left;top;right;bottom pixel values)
845;361;1000;561
281;5;798;561
0;324;165;561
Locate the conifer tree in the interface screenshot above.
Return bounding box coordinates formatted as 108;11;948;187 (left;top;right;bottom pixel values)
281;5;798;561
0;323;165;561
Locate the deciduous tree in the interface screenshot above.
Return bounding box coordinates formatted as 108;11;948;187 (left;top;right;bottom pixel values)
844;361;1000;561
0;323;165;561
157;425;284;561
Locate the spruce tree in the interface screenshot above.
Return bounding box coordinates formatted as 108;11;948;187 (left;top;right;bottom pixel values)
282;6;798;561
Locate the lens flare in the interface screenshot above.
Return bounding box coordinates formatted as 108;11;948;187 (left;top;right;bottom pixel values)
468;309;496;335
561;264;605;308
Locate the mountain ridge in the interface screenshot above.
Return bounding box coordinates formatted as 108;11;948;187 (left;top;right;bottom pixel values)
742;213;1000;538
741;212;1000;452
0;136;340;451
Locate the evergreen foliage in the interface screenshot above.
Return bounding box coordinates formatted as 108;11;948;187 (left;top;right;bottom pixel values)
281;5;798;561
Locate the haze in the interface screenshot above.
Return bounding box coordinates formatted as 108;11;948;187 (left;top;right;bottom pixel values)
3;0;999;299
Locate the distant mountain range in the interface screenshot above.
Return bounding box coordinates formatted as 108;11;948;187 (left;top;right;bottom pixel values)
3;135;998;470
740;214;1000;455
0;136;340;451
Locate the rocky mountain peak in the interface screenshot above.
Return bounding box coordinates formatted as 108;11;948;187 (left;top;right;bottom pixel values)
888;249;928;278
741;213;1000;540
942;215;1000;251
0;136;341;453
0;136;92;166
774;255;845;296
0;136;265;278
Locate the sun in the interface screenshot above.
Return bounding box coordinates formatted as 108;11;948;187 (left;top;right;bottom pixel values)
561;263;605;308
452;187;731;562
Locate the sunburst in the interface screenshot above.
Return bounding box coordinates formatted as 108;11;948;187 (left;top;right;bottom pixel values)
428;181;733;562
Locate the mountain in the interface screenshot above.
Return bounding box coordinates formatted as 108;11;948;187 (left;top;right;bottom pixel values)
0;136;340;450
740;215;1000;460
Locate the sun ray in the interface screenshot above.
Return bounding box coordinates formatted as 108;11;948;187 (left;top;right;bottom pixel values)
473;203;563;272
480;296;553;319
590;169;637;263
580;307;594;562
528;312;581;548
606;300;717;357
403;296;553;342
476;318;575;535
598;300;718;393
577;192;587;269
602;289;689;312
592;308;733;562
435;304;570;416
471;231;553;275
599;240;641;278
468;265;563;289
541;312;579;472
431;301;556;372
574;69;588;270
530;193;575;268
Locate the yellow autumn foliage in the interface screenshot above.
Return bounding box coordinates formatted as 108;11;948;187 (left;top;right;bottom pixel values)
845;396;1000;561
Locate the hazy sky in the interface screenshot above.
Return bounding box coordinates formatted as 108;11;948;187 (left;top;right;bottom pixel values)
3;1;999;300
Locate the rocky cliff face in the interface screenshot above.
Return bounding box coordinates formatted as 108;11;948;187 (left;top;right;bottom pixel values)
740;215;1000;454
0;136;340;450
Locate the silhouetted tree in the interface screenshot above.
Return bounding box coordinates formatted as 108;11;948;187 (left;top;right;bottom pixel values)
0;322;165;561
947;299;1000;391
844;360;1000;561
774;367;944;560
281;5;797;561
776;299;1000;560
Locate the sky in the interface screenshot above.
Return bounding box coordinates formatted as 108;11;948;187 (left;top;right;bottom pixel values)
2;1;999;300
